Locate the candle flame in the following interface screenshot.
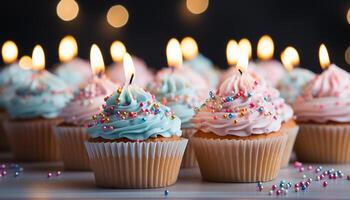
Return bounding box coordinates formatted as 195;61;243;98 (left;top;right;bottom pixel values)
226;39;239;66
123;53;135;85
19;55;32;70
90;44;105;75
319;44;330;69
238;38;252;59
166;38;183;68
257;35;274;60
237;47;249;73
59;35;78;62
110;41;126;62
281;46;299;72
32;45;45;71
2;41;18;64
181;37;198;60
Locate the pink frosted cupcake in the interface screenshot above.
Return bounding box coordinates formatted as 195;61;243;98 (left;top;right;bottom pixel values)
293;64;350;163
107;56;154;88
54;76;117;170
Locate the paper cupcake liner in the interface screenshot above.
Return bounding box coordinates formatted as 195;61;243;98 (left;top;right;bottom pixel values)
181;128;198;168
295;123;350;163
192;133;287;182
4;118;63;161
53;125;91;170
280;125;299;168
85;138;188;188
0;111;10;151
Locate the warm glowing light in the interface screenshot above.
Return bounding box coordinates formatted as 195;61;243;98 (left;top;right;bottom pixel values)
32;45;45;71
347;9;350;25
2;41;18;64
59;35;78;62
166;38;183;68
257;35;274;60
110;41;126;62
238;38;252;59
107;5;129;28
186;0;209;15
345;46;350;66
237;48;249;73
181;37;198;60
56;0;79;21
226;40;239;66
90;44;105;75
19;55;32;70
281;46;300;72
123;53;135;85
319;44;330;69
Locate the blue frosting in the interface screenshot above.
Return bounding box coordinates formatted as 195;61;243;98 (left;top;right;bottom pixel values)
150;74;200;128
0;63;33;109
87;85;182;140
184;54;220;88
277;68;315;104
6;70;73;119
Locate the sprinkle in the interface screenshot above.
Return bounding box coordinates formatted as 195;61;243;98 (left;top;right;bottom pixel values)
323;181;328;187
171;115;176;120
117;88;122;93
232;120;237;124
299;167;305;172
228;113;235;119
164;190;169;196
272;184;277;190
223;114;228;119
47;172;52;178
347;175;350;180
294;161;302;168
302;174;306;179
56;171;62;176
268;190;273;195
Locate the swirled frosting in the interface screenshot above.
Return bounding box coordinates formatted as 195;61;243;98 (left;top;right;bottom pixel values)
107;56;154;88
193;69;282;137
0;63;33;109
148;74;201;128
54;58;93;91
293;64;350;123
184;54;220;89
156;66;209;101
266;86;294;122
277;68;315;104
256;60;286;87
7;70;73;119
87;85;182;140
60;76;117;126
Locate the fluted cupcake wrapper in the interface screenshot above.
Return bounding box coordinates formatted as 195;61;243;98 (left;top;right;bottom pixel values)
4;118;62;161
295;123;350;163
0;111;10;151
53;125;91;170
280;125;299;168
181;128;198;168
192;134;288;182
85;138;188;188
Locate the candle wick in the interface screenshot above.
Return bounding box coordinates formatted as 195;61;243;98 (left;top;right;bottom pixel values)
238;69;243;75
129;73;134;85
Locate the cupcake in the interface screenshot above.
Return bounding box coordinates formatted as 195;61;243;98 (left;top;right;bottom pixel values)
293;64;350;163
192;68;287;182
4;65;72;161
148;74;201;168
277;68;315;104
54;58;92;91
107;56;154;88
85;56;187;188
0;63;33;150
54;76;117;170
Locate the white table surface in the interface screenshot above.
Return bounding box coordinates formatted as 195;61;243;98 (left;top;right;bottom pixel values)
0;152;350;199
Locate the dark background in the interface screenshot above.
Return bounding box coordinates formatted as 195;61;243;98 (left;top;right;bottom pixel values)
1;0;349;72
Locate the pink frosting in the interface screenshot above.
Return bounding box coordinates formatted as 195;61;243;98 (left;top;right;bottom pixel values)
193;69;282;137
293;64;350;123
155;65;209;101
256;60;286;87
107;56;154;88
60;77;118;126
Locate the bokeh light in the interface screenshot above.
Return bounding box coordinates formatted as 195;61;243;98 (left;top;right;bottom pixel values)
110;41;127;62
107;5;129;28
347;9;350;25
1;40;18;64
19;55;32;69
56;0;79;22
186;0;209;15
345;46;350;65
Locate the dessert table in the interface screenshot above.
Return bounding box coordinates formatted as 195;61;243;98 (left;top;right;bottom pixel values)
0;152;349;199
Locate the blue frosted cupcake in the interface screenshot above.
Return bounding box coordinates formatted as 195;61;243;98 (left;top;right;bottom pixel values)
148;74;201;168
0;63;33;150
4;70;72;161
85;84;187;188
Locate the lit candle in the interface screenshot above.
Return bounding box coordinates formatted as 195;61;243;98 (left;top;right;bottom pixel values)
238;38;252;60
32;45;45;71
90;44;105;78
1;40;18;64
257;35;274;61
319;43;330;70
59;35;78;63
181;37;198;61
110;40;126;63
226;39;239;67
166;38;183;69
236;47;249;74
18;55;32;70
123;53;135;85
281;46;300;72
